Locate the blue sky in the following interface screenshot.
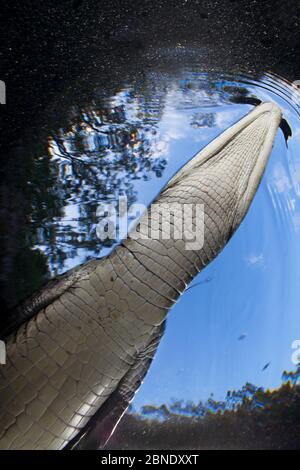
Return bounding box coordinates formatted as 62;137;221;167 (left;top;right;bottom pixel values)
130;74;300;408
44;70;300;408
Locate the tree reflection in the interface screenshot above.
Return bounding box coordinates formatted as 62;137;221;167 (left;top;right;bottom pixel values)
30;78;251;276
44;87;169;271
107;365;300;450
0;71;253;312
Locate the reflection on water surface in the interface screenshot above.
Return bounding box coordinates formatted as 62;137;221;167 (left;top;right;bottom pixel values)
1;56;300;448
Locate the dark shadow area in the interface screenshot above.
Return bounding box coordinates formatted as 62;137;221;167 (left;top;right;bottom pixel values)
1;0;300;154
107;366;300;450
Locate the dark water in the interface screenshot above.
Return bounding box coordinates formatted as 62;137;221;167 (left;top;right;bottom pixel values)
1;53;300;448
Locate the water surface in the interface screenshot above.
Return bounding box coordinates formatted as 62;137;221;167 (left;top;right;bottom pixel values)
1;58;300;448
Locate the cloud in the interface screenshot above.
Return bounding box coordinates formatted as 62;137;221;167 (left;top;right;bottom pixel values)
215;108;245;129
293;128;300;140
292;212;300;232
271;162;292;194
270;161;300;199
246;253;264;267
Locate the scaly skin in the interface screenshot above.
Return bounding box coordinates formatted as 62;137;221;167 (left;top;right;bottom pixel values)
0;103;282;449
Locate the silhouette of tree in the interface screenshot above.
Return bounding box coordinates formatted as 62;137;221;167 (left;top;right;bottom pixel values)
107;365;300;450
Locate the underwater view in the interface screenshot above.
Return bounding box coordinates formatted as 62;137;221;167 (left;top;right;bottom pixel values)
1;48;300;449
